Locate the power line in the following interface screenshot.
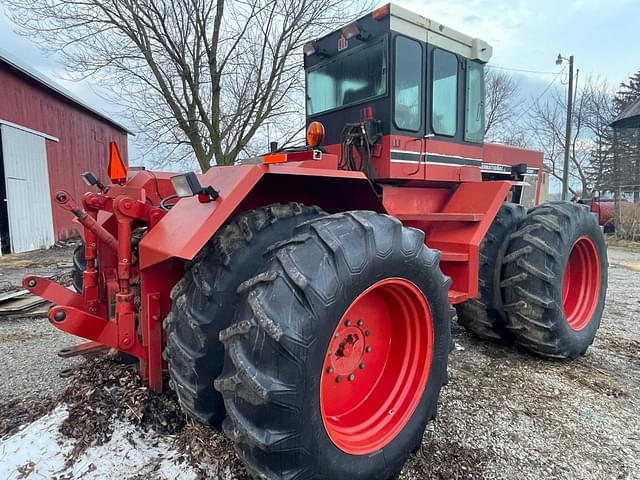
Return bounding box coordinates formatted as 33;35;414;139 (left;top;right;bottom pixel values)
487;64;567;76
511;66;568;125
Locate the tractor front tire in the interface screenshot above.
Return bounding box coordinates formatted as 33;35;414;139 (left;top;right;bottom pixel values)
164;203;324;428
215;212;453;480
456;203;525;340
501;202;608;358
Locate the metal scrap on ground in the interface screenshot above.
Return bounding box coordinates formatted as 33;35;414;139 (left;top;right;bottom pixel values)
0;289;49;318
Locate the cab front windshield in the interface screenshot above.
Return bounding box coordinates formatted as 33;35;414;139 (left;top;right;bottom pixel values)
306;37;387;116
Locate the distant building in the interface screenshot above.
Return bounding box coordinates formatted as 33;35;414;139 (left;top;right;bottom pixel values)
610;97;640;129
609;96;640;202
0;49;130;254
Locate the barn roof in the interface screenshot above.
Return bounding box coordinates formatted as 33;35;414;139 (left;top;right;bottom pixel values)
610;97;640;129
0;48;133;134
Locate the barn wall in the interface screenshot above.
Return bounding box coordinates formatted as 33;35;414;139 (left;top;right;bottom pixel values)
0;63;128;241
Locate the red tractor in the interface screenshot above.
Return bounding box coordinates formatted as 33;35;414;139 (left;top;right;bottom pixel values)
25;4;607;479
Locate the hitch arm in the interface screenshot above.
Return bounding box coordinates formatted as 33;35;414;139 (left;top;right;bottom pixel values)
54;190;119;252
23;275;84;309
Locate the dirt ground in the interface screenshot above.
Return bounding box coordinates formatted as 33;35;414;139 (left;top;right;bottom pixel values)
0;244;639;479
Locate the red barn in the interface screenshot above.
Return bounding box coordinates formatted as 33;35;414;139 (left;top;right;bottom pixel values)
0;50;130;254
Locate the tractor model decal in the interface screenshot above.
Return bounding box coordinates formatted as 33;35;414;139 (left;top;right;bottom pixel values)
390;149;482;167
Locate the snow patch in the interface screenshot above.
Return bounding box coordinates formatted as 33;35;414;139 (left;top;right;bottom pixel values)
0;406;198;480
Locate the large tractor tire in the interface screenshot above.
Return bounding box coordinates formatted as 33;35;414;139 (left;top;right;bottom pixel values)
501;202;608;358
164;203;324;428
215;212;453;480
456;203;525;340
71;243;86;292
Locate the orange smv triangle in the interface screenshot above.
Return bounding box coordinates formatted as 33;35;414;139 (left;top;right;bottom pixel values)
108;142;128;184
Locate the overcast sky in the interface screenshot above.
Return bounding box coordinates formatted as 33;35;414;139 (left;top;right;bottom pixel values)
400;0;637;85
0;0;637;163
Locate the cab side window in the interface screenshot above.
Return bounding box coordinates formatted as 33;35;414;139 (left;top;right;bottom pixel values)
431;49;458;136
465;61;485;143
394;36;422;131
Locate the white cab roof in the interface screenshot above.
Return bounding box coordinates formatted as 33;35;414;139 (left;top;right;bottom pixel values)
387;3;493;63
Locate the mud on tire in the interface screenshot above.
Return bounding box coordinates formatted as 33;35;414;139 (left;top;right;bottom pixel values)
456;203;525;340
164;203;324;428
215;211;454;480
501;201;608;358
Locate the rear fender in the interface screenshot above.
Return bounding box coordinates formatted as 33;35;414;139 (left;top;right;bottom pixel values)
138;164;384;269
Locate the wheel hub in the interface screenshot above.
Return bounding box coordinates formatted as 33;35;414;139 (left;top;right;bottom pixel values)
327;326;365;376
320;278;433;455
562;235;601;331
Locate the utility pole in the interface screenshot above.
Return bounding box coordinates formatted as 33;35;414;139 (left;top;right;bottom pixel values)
557;54;574;200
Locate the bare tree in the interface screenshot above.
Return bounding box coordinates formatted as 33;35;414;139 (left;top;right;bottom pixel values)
527;77;622;198
528;82;592;196
484;68;522;143
582;78;617;192
4;0;371;171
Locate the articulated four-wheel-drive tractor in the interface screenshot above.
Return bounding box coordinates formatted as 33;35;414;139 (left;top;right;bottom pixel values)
25;4;607;479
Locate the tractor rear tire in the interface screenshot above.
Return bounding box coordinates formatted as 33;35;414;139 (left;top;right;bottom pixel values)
164;203;324;428
501;202;608;358
215;212;453;480
456;203;525;340
71;243;86;292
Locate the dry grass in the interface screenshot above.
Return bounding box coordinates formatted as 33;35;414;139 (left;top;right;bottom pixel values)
607;236;640;253
616;203;640;242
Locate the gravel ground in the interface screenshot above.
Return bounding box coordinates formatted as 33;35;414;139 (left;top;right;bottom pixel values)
0;244;639;479
0;244;80;403
399;245;640;480
0;243;77;293
0;317;81;403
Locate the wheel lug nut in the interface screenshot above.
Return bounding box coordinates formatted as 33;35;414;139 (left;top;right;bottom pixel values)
326;367;334;374
336;375;342;383
345;319;352;327
359;362;365;369
365;346;372;353
357;319;364;327
365;330;371;337
348;374;355;381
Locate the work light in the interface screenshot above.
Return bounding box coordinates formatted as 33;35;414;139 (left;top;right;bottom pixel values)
81;171;106;192
171;172;220;202
171;172;203;198
341;22;369;41
303;41;329;58
303;41;317;57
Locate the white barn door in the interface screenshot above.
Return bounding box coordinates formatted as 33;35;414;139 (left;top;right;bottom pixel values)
1;124;55;253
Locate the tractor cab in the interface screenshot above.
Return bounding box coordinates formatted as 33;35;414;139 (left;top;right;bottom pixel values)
304;3;542;196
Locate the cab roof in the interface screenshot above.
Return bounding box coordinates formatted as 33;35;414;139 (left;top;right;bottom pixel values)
384;3;492;62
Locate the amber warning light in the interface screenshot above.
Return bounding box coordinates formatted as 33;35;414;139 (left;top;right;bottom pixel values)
306;121;325;147
108;142;128;184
